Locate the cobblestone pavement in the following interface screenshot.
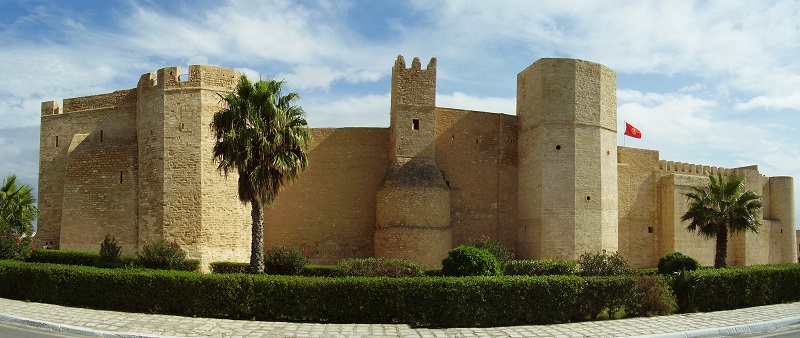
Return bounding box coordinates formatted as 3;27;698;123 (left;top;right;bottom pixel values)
1;298;799;337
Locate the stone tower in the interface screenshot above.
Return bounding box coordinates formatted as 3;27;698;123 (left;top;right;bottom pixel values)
374;56;452;267
136;65;248;264
516;58;619;260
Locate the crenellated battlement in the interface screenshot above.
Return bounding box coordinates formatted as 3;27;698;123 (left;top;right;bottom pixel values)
658;160;743;177
391;55;437;108
137;65;239;92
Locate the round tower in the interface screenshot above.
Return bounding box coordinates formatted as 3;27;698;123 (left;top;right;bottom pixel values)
769;176;796;263
374;56;452;268
516;58;619;260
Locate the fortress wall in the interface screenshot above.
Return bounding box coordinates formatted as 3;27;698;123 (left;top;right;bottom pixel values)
60;140;138;252
198;84;250;268
434;108;518;249
265;128;390;265
62;89;137;114
659;174;717;266
616;146;660;268
136;77;167;248
38;97;139;252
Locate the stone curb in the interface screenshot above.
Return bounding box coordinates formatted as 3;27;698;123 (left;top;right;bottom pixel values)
631;316;800;338
0;313;160;338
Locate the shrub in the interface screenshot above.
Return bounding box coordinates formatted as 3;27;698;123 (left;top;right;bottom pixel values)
210;261;250;274
298;265;340;277
635;276;677;316
98;235;122;268
504;259;576;276
578;250;629;276
338;258;425;277
139;240;187;270
657;252;700;275
0;224;31;261
467;235;515;267
441;245;500;277
265;245;308;275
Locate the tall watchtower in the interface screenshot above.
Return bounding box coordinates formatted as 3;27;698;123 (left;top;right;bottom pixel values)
516;58;619;260
374;56;452;267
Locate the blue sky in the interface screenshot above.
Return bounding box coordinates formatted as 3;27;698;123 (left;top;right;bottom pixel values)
1;1;799;229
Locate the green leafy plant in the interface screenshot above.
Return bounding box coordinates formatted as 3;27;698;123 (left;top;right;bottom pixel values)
578;250;629;276
210;261;250;274
265;245;308;275
657;252;700;275
467;235;515;267
338;257;425;277
0;223;31;260
635;276;677;316
504;259;576;276
98;234;122;268
441;245;500;276
139;240;187;270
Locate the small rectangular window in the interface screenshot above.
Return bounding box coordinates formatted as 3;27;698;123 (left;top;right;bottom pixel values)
55;136;59;147
412;118;420;130
647;227;653;233
120;171;123;184
100;130;104;142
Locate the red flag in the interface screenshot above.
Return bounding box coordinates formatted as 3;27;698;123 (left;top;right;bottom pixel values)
624;122;642;139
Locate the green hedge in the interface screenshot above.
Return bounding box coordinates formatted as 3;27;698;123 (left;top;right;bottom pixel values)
210;262;339;277
26;249;199;272
0;260;672;327
673;264;800;312
504;260;576;276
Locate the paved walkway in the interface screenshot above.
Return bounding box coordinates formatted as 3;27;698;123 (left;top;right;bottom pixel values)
0;298;799;337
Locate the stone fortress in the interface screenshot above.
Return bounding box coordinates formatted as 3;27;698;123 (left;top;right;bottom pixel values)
37;56;799;270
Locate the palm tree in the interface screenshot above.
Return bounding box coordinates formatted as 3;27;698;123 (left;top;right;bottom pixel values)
681;174;762;268
0;174;37;237
211;76;311;273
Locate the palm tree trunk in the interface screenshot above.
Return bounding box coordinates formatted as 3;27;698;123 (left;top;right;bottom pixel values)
250;201;265;274
714;225;728;268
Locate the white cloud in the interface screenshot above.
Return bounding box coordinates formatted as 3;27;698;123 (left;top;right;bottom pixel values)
304;93;391;128
277;65;383;91
736;93;800;112
436;92;515;115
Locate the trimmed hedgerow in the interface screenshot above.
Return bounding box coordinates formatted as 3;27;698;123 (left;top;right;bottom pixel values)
504;260;576;276
210;261;250;274
1;261;796;327
26;248;197;271
0;260;672;327
338;258;425;277
671;264;800;313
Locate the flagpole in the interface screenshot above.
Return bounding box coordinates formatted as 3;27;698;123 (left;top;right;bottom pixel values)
623;121;626;147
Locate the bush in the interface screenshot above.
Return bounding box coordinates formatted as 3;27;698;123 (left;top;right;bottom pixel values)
139;240;187;270
0;224;31;260
467;235;515;267
210;261;250;274
265;245;308;275
671;264;800;313
98;235;122;268
578;250;629;276
657;252;700;275
441;245;500;277
504;260;576;276
27;248;99;266
635;276;677;316
1;261;797;328
298;265;340;277
338;258;425;277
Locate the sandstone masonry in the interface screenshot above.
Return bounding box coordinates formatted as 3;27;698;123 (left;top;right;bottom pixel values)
37;57;799;270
